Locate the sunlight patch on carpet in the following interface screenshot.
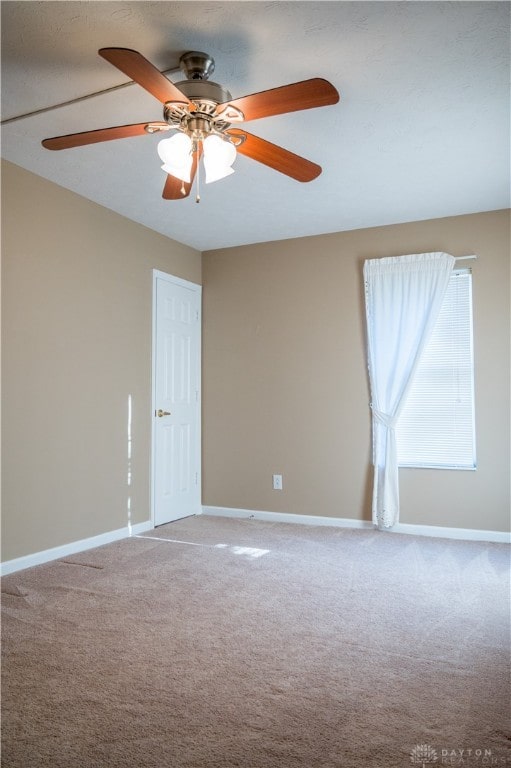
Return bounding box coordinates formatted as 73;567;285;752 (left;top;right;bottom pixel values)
135;535;270;558
216;544;270;558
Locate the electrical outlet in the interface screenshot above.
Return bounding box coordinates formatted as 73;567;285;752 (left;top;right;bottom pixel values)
272;474;283;490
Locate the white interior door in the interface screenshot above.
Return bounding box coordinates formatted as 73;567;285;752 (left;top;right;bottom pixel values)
152;271;201;526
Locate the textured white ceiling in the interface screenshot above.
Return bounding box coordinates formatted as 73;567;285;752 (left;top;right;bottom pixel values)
1;1;509;252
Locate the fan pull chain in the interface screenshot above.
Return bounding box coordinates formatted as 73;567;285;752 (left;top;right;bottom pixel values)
195;142;201;204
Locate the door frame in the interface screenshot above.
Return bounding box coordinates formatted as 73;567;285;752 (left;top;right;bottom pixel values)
151;269;202;527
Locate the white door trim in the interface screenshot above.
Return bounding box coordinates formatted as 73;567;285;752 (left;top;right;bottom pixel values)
151;270;202;527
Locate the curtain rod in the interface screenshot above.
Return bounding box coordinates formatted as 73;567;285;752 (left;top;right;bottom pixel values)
454;255;477;261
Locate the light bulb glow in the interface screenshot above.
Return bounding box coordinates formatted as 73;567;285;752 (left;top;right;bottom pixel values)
158;133;193;183
203;135;236;184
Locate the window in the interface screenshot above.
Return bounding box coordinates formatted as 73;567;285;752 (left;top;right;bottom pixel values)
396;268;476;469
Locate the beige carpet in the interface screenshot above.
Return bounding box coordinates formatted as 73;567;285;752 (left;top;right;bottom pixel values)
2;515;510;767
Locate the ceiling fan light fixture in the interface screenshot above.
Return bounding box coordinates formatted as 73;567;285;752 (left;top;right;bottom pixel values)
41;47;340;198
203;134;236;184
158;133;193;182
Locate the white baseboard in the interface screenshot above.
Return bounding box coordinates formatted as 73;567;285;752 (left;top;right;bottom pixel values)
1;520;154;576
392;521;510;543
202;506;373;529
202;506;510;544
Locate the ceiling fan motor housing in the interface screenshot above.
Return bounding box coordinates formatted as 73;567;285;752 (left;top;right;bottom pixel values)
173;79;232;108
164;78;234;137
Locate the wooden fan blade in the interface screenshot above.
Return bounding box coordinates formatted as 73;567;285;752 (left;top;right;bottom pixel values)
162;173;192;200
99;48;190;106
162;147;202;200
217;78;339;122
226;129;321;182
42;122;168;150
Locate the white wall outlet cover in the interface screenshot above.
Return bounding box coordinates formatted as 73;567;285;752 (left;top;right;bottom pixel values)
272;474;283;490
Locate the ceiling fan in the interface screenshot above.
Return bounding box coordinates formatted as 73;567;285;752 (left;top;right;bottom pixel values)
42;48;340;201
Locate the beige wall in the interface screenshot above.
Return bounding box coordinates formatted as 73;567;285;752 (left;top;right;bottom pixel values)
1;160;201;561
2;159;509;565
202;210;510;532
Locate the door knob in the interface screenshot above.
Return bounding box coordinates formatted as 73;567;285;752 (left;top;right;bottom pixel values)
156;409;171;417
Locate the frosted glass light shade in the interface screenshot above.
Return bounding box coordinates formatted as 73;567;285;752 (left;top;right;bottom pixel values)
203;135;236;183
158;133;193;183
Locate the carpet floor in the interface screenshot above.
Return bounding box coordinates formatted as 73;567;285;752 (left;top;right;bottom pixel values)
1;515;510;767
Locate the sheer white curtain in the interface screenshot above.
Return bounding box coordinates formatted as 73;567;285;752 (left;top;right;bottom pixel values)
364;252;455;529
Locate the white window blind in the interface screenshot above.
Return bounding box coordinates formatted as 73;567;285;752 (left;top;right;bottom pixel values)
396;269;476;469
